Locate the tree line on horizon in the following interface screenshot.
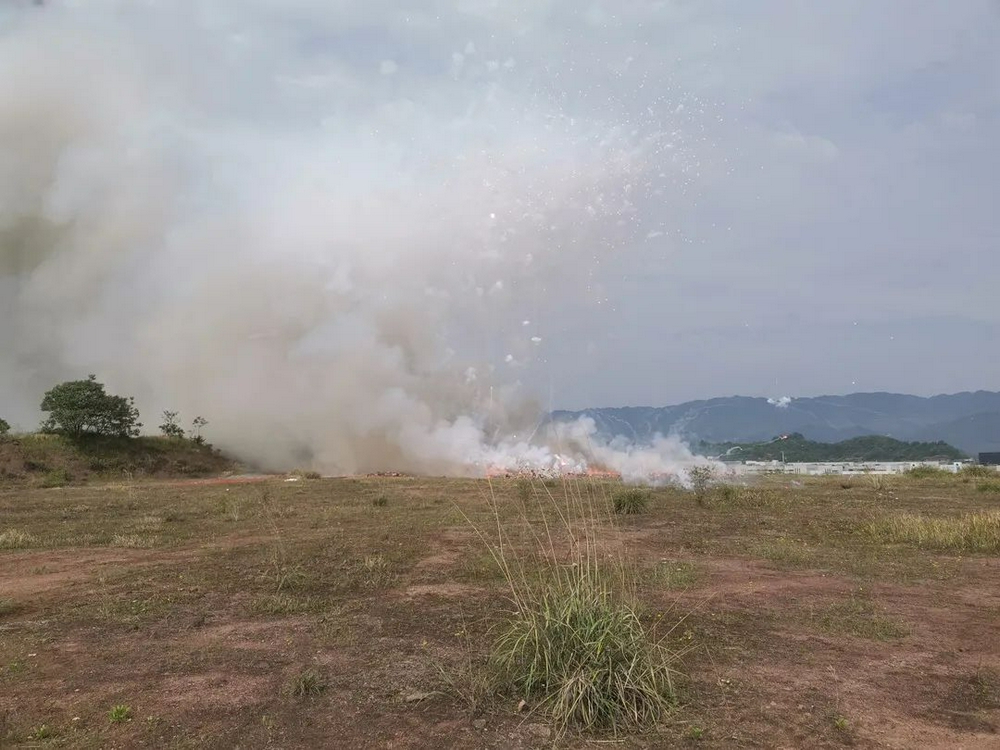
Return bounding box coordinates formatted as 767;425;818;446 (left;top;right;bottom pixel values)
700;432;967;463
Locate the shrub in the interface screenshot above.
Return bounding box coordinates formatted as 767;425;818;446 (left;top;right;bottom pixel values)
40;375;141;438
189;416;208;444
612;487;649;515
158;410;185;438
962;465;994;479
41;468;71;488
0;417;9;437
688;466;715;500
977;481;1000;494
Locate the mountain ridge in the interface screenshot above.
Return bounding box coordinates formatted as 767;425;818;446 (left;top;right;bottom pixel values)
552;391;1000;456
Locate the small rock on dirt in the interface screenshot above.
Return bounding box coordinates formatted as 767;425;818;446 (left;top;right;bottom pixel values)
524;723;551;740
403;691;435;703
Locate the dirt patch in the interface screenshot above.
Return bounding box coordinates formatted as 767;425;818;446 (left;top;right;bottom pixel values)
405;583;485;598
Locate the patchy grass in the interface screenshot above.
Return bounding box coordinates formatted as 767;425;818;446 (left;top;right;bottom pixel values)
358;554;395;589
110;533;157;549
249;593;322;616
646;560;699;590
867;511;1000;553
807;592;909;641
713;484;783;509
976;481;1000;494
746;536;817;567
1;473;998;747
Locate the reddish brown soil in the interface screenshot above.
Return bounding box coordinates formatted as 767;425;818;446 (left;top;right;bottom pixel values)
1;476;998;748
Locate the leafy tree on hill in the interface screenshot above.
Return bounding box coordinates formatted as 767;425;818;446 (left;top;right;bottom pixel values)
0;417;10;437
40;375;142;438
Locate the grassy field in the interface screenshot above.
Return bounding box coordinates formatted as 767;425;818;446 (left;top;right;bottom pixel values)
1;471;999;748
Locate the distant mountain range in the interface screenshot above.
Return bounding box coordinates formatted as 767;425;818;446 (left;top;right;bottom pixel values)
553;391;1000;456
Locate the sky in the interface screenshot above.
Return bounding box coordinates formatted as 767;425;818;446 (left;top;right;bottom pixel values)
1;1;998;447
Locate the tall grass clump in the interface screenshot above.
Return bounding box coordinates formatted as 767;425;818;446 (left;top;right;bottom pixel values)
467;480;677;736
866;472;894;493
611;487;649;515
962;465;995;479
867;511;1000;553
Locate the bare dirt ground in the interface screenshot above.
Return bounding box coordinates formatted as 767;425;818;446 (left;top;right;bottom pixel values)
1;474;998;748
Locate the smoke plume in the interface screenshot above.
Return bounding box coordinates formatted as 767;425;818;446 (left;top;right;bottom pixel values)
0;2;713;481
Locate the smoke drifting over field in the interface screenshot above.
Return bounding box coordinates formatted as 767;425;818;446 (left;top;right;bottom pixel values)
0;2;711;480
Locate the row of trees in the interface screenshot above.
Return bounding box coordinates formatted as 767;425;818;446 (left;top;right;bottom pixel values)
1;375;208;442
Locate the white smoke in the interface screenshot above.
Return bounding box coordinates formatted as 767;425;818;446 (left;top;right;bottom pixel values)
767;396;793;408
0;2;711;482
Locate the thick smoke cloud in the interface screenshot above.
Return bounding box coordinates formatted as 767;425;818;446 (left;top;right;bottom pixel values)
0;2;711;479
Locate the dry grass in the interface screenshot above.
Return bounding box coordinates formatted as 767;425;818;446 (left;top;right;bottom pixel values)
110;533;157;549
2;473;999;747
713;484;783;509
807;592;910;641
866;511;1000;553
0;529;37;550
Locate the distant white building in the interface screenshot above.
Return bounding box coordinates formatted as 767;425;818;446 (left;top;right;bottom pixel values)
731;460;968;476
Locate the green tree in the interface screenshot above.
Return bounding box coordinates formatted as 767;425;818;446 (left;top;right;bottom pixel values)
0;417;10;437
159;410;185;438
40;375;141;438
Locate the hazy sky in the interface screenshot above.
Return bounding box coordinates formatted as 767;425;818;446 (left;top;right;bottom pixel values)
506;1;1000;408
3;0;999;424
